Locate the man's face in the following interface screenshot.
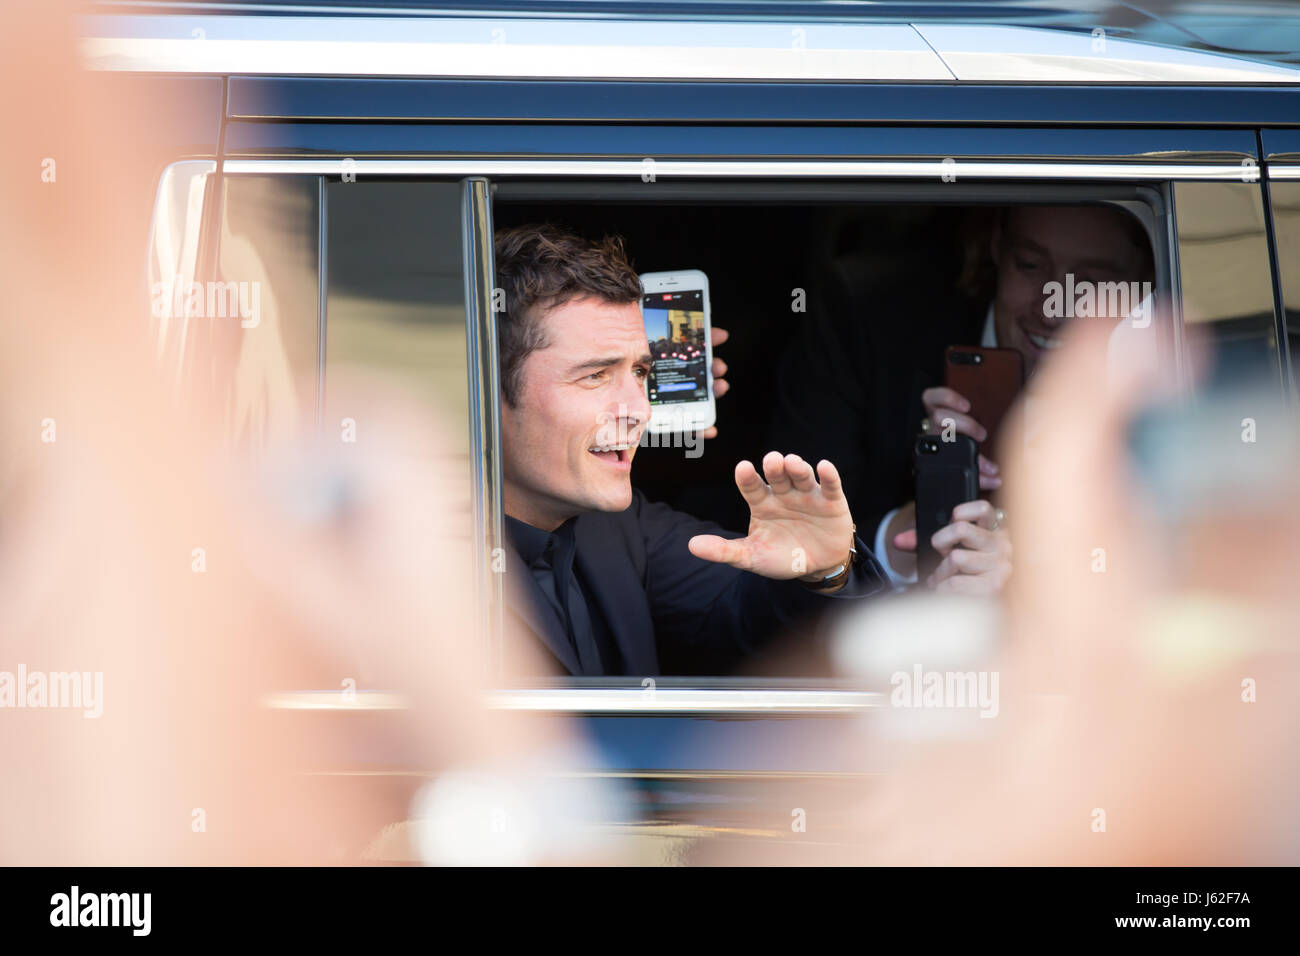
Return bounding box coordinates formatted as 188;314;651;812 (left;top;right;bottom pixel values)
501;296;652;530
991;206;1148;374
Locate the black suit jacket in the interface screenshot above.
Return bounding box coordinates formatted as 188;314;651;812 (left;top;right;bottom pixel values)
767;248;988;539
503;490;888;676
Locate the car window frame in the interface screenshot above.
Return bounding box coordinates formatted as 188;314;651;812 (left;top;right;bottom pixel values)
187;155;1270;718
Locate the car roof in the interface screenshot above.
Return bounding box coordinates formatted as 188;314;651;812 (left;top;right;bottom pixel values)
83;6;1300;83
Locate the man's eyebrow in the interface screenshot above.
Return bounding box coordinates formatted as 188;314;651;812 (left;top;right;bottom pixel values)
1007;236;1050;257
566;354;652;375
1009;236;1134;273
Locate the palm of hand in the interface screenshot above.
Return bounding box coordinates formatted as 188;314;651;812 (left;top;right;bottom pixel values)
687;452;854;580
741;483;851;578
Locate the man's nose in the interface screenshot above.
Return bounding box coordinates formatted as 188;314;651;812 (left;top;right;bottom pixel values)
615;372;651;425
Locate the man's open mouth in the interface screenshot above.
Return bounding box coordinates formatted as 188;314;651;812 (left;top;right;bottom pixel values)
588;443;633;464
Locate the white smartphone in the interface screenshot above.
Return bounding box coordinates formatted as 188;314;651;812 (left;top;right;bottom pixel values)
639;269;715;434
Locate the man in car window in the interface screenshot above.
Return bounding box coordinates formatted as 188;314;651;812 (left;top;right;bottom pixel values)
495;225;888;676
768;204;1154;593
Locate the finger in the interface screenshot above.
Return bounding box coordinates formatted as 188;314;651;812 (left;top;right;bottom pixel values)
951;498;998;531
933;572;999;596
930;520;995;556
815;459;845;502
893;529;917;552
699;426;718;440
710;326;730;348
688;533;748;569
711;357;728;379
762;450;792;493
979;473;1003;492
928;410;987;442
784;453;817;493
733;458;770;510
978;454;1000;476
921;387;971;415
712;378;730;398
930;545;1005;583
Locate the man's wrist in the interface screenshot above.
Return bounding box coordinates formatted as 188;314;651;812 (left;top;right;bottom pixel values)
799;558;849;583
800;526;858;592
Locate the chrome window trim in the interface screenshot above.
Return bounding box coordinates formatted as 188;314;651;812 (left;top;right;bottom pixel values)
263;688;886;715
223;159;1254;182
460;177;505;678
1268;166;1300;180
316;176;328;430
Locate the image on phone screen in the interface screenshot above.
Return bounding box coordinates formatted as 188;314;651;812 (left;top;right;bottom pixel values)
642;289;708;408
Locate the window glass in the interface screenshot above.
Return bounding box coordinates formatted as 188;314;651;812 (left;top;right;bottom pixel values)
1173;182;1281;389
323;181;470;462
1264;181;1300;392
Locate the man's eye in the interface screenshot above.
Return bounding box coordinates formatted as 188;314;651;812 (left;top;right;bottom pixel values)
633;367;648;380
1015;257;1043;272
584;371;607;384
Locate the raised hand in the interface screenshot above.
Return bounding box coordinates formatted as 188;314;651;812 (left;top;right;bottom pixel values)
688;451;854;580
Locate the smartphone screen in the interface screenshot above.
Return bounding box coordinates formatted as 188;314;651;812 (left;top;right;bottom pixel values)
641;288;708;408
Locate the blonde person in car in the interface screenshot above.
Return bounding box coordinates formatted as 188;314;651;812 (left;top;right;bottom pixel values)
769;204;1155;595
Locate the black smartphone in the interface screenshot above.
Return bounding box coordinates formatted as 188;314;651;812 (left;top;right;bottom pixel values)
914;434;980;583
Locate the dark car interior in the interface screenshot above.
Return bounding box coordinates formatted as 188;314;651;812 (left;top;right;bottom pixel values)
493;194;982;532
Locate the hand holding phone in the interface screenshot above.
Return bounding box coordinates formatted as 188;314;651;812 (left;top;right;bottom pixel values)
914;434;980;582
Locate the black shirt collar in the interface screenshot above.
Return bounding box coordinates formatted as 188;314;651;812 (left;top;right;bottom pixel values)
505;514;578;565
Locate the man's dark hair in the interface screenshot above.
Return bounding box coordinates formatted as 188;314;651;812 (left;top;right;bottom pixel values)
494;224;643;406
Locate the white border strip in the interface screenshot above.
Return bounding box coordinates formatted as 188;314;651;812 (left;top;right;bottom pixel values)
263;688;885;714
223;158;1253;181
1268;165;1300;180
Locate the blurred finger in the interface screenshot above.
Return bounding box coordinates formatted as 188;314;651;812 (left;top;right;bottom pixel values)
921;387;971;415
931;545;1004;583
893;529;918;552
951;499;999;531
931;520;995;556
928;410;987;442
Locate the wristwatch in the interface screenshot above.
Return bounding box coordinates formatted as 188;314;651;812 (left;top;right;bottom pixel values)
801;525;858;593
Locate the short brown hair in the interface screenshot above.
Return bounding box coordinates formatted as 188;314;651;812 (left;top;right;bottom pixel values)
494;224;642;406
